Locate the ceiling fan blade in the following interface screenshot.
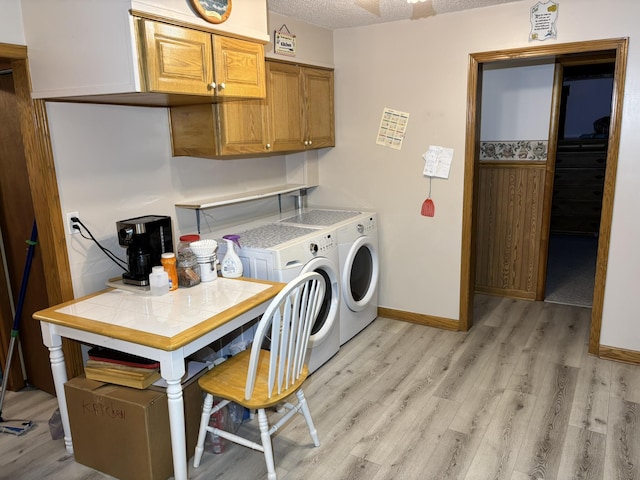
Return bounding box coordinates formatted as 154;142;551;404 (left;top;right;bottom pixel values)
355;0;381;17
411;0;436;19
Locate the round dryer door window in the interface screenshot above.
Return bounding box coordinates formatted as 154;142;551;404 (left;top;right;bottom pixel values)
343;237;379;312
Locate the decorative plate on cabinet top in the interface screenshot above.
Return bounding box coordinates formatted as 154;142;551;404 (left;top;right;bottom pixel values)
189;0;232;24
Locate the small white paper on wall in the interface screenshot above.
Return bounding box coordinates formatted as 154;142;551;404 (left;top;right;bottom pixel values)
423;146;453;179
376;108;409;150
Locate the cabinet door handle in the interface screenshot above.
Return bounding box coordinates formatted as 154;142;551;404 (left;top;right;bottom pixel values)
304;140;309;146
266;143;271;149
208;82;217;91
218;82;226;90
308;140;313;146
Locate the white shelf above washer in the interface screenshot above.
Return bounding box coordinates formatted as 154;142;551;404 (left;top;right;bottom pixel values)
175;184;312;233
175;184;309;209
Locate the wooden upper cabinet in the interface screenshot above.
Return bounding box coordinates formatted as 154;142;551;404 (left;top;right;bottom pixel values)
139;20;213;95
265;61;335;152
265;61;306;152
138;19;265;99
169;60;334;158
170;100;269;157
303;67;335;149
212;36;266;98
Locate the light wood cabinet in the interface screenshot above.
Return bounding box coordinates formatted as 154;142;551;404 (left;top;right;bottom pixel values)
169;60;334;158
138;19;266;99
170;100;269;157
265;61;335;152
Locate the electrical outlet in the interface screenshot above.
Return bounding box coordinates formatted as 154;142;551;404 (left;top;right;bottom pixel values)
66;212;80;235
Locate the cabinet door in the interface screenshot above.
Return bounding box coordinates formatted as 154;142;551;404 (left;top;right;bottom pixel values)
138;19;214;96
217;100;270;155
169;104;218;157
265;61;306;152
212;36;266;98
170;101;270;157
303;67;335;149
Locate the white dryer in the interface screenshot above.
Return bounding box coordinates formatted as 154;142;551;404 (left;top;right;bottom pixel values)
216;223;340;373
334;213;379;345
277;210;379;345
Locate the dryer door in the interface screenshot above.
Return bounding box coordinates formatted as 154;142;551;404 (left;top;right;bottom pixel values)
342;236;379;312
302;256;339;346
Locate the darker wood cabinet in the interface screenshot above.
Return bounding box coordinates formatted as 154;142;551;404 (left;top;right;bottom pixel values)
551;140;607;235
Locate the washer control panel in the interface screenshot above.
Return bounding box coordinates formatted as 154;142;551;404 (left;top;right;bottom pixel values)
310;232;336;256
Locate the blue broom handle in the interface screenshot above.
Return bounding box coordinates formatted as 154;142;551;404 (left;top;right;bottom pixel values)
11;221;38;333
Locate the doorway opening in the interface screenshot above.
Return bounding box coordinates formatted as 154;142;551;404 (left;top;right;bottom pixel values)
545;60;614;308
459;38;628;356
0;45;82;394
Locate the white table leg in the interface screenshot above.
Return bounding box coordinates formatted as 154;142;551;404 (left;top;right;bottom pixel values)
41;323;73;453
162;355;188;480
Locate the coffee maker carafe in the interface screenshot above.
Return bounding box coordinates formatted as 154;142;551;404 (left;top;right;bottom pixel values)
117;215;173;286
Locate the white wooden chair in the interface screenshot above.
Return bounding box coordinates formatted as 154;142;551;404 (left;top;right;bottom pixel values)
193;272;325;480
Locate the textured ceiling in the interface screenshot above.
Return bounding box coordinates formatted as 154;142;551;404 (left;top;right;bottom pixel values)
267;0;528;29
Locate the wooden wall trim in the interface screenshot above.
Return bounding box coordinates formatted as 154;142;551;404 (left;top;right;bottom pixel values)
599;345;640;366
588;39;628;355
458;53;480;332
378;307;459;332
11;63;74;306
0;42;27;60
474;286;536;301
3;46;83;379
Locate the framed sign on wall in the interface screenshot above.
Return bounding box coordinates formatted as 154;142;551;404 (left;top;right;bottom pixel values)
189;0;232;24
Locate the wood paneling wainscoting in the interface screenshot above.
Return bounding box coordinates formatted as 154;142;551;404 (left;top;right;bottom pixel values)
474;162;545;300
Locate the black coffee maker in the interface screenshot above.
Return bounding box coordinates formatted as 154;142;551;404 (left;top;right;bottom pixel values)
117;215;173;286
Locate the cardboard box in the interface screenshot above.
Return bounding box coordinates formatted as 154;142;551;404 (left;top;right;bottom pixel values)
64;372;204;480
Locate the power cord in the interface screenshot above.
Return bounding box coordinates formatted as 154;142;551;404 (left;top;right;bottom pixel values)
71;217;129;273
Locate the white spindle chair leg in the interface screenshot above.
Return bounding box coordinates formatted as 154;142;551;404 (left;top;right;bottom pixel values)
193;393;214;468
258;409;277;480
296;389;320;446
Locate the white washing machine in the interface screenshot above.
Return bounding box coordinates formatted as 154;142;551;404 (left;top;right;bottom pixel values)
216;223;340;373
277;210;380;345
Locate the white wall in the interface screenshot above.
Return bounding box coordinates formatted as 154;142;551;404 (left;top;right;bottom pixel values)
47;102;291;298
266;12;334;68
308;0;640;351
481;64;555;141
0;0;25;44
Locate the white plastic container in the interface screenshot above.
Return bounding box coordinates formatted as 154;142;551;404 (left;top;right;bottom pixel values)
149;265;170;295
221;235;243;278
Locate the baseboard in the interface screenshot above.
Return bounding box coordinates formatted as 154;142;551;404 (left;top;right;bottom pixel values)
599;344;640;366
474;286;536;301
377;307;459;331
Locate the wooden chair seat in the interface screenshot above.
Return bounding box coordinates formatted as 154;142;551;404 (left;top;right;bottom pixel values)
197;349;309;409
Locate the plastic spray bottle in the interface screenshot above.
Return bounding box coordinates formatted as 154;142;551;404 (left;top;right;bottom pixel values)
221;235;243;278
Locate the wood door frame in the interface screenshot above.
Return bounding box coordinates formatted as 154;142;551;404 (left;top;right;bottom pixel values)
459;38;628;356
0;42;83;380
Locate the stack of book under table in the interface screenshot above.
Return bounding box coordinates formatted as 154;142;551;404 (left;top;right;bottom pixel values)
84;347;161;389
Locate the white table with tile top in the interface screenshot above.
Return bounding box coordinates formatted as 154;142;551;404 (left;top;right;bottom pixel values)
34;277;284;480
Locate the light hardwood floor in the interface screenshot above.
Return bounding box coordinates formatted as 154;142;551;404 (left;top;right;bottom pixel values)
2;295;639;480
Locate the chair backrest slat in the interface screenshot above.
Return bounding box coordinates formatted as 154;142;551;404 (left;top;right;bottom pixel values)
245;272;325;400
